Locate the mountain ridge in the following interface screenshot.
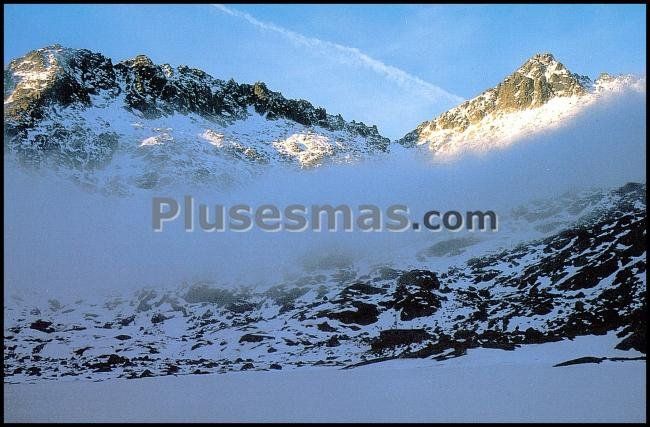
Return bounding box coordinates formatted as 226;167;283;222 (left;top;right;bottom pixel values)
4;44;388;139
4;45;390;189
3;46;645;191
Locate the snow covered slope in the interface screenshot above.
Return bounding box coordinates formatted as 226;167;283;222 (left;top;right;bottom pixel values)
4;183;645;383
399;53;646;157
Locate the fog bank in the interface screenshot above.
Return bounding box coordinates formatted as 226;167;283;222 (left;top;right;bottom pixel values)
4;85;645;299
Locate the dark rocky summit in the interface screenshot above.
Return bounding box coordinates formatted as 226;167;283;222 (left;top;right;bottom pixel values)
4;45;390;180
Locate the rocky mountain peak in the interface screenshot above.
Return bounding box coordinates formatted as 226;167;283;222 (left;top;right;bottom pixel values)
515;52;590;95
522;52;557;67
4;45;118;129
127;54;155;68
516;52;565;80
398;52;593;147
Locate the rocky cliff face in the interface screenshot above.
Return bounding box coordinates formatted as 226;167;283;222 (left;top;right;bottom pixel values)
4;45;390;191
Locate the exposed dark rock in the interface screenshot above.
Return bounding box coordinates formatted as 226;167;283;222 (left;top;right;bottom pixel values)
371;329;431;353
118;315;136;326
227;301;257;314
151;313;170;324
393;271;442;321
29;320;55;333
239;333;273;343
84;353;131;372
139;369;154;378
317;322;337;332
326;335;340;347
397;270;441;290
554;356;604;367
322;301;380;325
26;367;42;376
615;304;647;353
32;343;47;354
73;346;92;356
341;283;386;298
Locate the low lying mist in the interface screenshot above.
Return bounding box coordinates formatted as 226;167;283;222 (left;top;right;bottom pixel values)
4;85;645;301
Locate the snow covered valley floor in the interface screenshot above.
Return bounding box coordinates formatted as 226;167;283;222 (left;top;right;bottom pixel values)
4;333;645;422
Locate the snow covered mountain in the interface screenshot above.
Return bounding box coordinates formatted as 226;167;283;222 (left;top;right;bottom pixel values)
398;53;646;156
4;182;645;382
4;45;390;193
4;47;645;193
3;46;646;399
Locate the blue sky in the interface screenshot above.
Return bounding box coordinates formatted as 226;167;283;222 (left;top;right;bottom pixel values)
4;4;646;138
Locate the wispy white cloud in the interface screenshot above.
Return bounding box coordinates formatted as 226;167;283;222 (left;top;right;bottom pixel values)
212;4;464;104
